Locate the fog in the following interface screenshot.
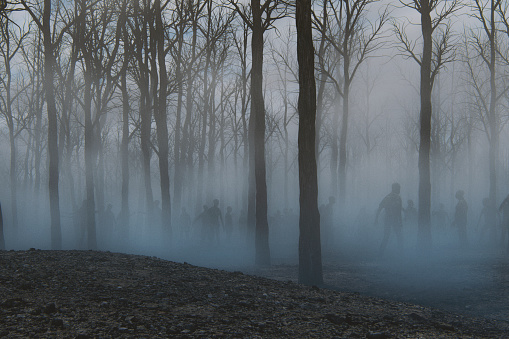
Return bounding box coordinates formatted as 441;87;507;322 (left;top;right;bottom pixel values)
1;0;509;320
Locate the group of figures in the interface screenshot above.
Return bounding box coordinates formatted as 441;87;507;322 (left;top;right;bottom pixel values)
63;184;509;253
375;183;509;254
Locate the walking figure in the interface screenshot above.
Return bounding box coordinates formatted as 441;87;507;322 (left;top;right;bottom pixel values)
375;183;403;255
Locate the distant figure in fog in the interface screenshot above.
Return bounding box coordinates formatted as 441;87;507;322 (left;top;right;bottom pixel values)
432;203;449;229
224;206;233;241
498;194;509;251
207;199;223;244
404;199;417;226
179;207;191;240
0;202;4;250
477;198;497;245
375;183;403;255
451;190;468;248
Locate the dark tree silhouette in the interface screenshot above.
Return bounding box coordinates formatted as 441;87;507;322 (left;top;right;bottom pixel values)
296;0;323;286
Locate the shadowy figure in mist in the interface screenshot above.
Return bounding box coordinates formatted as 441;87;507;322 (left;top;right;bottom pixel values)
207;199;224;245
451;190;468;248
0;202;4;250
432;203;449;229
322;196;336;252
179;207;191;240
224;206;233;241
375;183;403;255
477;197;498;245
498;194;509;252
404;199;417;226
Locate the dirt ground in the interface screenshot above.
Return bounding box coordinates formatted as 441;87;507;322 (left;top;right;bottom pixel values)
0;249;508;338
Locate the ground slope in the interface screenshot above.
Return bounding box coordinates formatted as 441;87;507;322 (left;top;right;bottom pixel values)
0;250;507;338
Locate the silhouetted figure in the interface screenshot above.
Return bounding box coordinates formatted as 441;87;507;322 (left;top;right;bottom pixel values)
432;203;449;229
404;199;417;226
179;207;191;240
322;196;335;251
0;202;4;250
207;199;223;244
499;194;509;252
375;183;403;255
451;190;468;248
224;206;233;241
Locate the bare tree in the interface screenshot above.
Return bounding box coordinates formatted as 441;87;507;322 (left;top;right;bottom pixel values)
296;0;323;285
315;0;388;204
21;0;71;249
0;16;29;239
394;0;459;249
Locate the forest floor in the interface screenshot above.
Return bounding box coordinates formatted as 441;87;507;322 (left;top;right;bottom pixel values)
0;249;508;338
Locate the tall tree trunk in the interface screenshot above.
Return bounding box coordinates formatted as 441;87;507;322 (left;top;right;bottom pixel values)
43;0;62;249
120;66;130;241
251;0;270;266
418;0;432;250
488;0;498;220
339;58;350;206
297;0;323;286
84;73;97;250
155;0;172;235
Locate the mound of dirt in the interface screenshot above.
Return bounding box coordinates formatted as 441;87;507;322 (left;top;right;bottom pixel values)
0;249;506;338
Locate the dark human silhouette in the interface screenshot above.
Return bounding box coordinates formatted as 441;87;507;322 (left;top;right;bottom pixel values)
179;207;191;240
0;202;4;250
499;194;509;252
375;183;403;255
207;199;223;244
224;206;233;241
451;190;468;248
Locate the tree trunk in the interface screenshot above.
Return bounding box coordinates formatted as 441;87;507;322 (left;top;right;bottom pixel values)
84;73;97;250
43;0;62;250
120;65;130;242
155;0;172;235
418;0;432;250
251;0;270;266
296;0;323;286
